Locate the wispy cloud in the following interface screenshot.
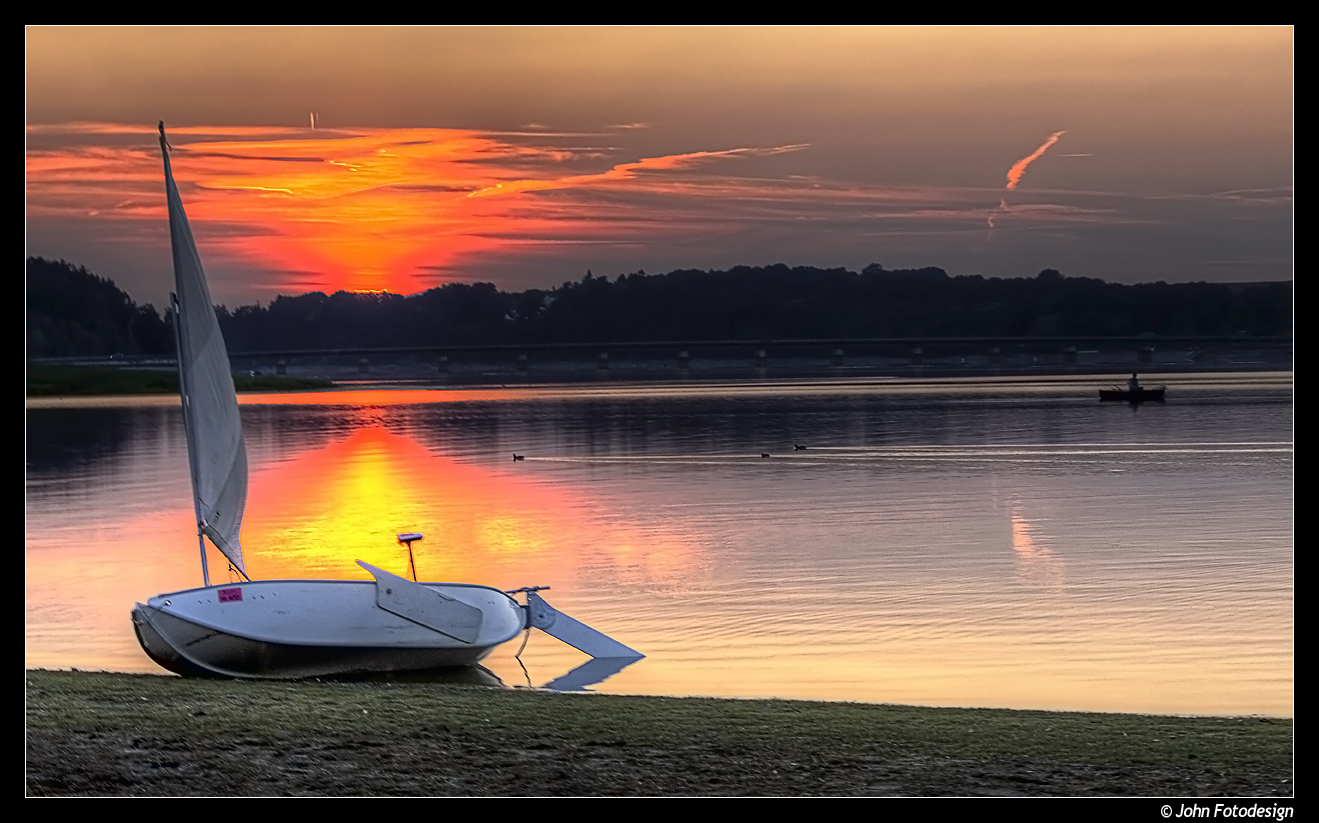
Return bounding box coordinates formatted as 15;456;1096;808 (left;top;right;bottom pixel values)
466;145;809;199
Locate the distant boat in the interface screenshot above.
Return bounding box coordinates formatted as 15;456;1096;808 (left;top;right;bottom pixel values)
1099;374;1166;404
132;124;641;681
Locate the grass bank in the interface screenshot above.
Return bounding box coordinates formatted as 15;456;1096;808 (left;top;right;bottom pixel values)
26;365;336;396
25;670;1292;797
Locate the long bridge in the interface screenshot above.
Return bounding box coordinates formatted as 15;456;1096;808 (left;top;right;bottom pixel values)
33;335;1293;382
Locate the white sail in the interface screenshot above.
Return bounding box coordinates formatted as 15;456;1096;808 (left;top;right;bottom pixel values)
161;124;248;576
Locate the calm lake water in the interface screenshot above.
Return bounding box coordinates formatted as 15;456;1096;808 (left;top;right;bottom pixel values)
25;373;1293;716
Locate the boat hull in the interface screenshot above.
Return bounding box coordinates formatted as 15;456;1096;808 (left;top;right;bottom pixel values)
1099;388;1166;403
132;579;527;679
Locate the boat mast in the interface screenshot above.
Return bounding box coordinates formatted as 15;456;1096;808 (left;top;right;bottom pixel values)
162;125;211;587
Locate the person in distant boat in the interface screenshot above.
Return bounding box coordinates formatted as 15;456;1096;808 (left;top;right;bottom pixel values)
1128;373;1141;393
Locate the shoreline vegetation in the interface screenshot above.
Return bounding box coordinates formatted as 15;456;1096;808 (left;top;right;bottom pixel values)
25;670;1293;797
25;365;337;396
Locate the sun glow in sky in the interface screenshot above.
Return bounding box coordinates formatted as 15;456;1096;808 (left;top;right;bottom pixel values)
27;121;820;297
25;27;1292;304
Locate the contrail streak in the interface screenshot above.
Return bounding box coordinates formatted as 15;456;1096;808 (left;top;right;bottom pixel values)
989;130;1066;233
1005;130;1065;191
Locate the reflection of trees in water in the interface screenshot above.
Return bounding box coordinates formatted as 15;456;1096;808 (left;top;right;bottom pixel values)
401;391;1148;458
26;406;171;474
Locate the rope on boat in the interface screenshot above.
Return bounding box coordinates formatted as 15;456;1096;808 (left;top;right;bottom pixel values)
513;625;533;689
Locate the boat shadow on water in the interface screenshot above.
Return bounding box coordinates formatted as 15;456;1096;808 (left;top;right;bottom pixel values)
245;655;641;692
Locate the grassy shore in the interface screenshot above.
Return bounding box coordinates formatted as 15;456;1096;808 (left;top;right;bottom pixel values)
25;670;1292;797
26;365;336;396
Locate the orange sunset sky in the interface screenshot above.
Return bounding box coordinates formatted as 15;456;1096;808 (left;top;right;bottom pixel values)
25;27;1293;306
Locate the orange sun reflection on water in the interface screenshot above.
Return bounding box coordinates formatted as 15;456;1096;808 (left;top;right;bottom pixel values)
235;419;698;597
242;423;566;582
26;409;698;679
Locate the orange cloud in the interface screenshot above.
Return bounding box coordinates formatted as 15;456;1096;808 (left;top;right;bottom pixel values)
26;124;805;295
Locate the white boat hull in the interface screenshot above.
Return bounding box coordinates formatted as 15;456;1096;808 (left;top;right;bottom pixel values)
132;579;527;679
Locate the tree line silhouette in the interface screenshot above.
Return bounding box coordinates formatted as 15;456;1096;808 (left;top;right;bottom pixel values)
27;257;172;357
27;257;1292;358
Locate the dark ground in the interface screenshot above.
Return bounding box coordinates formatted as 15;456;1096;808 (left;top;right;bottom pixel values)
25;671;1293;797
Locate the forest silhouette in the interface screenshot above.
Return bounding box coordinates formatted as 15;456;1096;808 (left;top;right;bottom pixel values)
26;257;1292;358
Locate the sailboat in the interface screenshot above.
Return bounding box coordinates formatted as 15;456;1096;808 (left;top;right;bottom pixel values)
132;124;642;680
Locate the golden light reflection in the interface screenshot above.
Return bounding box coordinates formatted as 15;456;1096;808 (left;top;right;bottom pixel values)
236;421;700;593
1009;500;1065;590
236;389;526;406
242;423;555;580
